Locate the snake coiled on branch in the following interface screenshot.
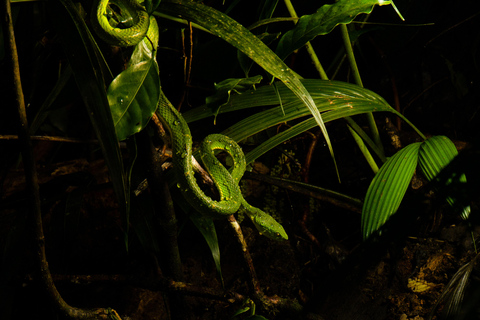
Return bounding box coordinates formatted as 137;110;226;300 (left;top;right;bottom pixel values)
91;0;288;240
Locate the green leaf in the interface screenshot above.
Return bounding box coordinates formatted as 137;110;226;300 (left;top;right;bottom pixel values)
276;0;395;60
361;142;422;240
185;211;224;287
53;0;128;240
107;58;160;141
237;32;281;77
183;80;394;123
184;79;420;165
205;75;263;124
418;136;470;219
158;0;337;176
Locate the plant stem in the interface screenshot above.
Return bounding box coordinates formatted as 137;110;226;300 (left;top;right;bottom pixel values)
138;130;192;319
340;24;384;157
348;126;379;173
1;0;117;318
283;0;328;79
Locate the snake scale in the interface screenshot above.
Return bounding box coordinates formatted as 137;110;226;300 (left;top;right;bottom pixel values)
91;0;288;240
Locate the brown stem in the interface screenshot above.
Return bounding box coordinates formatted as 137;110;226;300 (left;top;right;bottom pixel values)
227;215;261;293
0;134;99;144
299;131;323;247
243;171;362;213
227;216;303;316
1;1;118;319
299;131;348;266
177;21;193;111
137;131;192;319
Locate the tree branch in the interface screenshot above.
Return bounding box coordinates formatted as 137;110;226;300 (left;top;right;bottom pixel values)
1;1;120;318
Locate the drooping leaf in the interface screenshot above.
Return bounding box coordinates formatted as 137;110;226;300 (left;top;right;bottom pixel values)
275;0;396;60
183;79;422;165
187;211;224;287
158;0;338;176
183;80;396;123
418;135;470;219
361;142;421;240
237;32;281;77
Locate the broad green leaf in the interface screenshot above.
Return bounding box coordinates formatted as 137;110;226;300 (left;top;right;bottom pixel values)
53;0;128;239
362;142;422;240
276;0;395;60
108;59;160;141
418;136;470;219
158;0;337;175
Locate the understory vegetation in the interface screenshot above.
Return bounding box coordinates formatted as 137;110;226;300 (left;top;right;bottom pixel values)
1;0;479;319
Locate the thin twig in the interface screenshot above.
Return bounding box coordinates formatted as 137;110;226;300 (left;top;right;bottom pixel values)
137;130;192;319
0;134;99;144
227;216;303;316
299;130;322;247
243;171;362;213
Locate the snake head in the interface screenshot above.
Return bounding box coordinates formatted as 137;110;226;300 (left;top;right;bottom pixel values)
245;205;288;241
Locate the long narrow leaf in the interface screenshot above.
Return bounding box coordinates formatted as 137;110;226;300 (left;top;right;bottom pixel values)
158;0;337;172
243;102;394;165
183;79;387;123
52;0;128;238
361;142;421;240
183;79;421;165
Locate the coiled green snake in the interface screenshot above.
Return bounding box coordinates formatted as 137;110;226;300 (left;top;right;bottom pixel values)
91;0;288;240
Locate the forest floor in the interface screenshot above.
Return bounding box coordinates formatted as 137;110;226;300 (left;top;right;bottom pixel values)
1;149;479;320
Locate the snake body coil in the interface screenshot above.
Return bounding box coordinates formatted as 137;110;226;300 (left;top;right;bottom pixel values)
92;0;288;240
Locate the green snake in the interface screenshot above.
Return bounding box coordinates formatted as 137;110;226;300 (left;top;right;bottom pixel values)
91;0;288;241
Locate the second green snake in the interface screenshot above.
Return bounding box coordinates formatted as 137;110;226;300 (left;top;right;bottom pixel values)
92;0;288;240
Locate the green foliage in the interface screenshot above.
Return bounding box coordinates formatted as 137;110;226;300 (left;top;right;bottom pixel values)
362;142;421;240
53;0;129;241
276;0;395;60
51;0;424;276
108;58;160;140
205;75;263;123
362;136;470;240
158;0;337;166
418;136;470;219
5;0;479;318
